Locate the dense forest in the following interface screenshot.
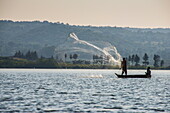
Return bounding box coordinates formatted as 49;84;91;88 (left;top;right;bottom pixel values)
0;20;170;67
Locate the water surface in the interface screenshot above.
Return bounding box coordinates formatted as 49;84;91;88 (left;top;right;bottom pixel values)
0;69;170;112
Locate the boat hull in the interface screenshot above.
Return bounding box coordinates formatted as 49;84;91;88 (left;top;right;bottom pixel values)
115;73;151;78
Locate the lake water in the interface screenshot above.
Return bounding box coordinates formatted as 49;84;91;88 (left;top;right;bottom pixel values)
0;69;170;112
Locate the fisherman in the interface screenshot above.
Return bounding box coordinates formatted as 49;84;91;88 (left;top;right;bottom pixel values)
121;58;127;75
146;67;151;75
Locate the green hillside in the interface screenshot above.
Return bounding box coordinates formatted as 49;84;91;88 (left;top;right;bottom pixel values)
0;20;170;66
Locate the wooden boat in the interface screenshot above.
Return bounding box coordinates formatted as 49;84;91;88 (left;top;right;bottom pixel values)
115;73;151;78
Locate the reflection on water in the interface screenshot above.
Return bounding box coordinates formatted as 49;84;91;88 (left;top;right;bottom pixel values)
0;69;170;112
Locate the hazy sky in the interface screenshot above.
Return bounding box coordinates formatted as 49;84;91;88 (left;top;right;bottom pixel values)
0;0;170;28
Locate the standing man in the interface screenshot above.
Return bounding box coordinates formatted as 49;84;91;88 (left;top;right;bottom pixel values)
121;58;127;75
146;67;151;75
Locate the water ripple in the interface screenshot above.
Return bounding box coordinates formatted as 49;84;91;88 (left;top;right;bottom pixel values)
0;69;170;112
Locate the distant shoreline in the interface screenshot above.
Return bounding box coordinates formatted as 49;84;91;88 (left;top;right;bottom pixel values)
0;56;169;70
0;67;169;70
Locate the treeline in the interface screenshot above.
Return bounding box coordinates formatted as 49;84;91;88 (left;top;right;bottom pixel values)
14;51;38;60
64;53;78;62
64;53;109;65
0;57;117;69
127;53;164;67
0;51;93;68
0;50;169;69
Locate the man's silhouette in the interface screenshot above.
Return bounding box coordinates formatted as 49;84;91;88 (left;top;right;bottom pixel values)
121;58;127;75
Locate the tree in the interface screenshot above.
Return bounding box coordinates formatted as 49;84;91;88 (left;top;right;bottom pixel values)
131;54;135;66
41;56;45;59
73;54;78;60
93;55;95;61
153;54;160;67
25;50;38;60
143;53;149;66
25;50;31;59
134;54;140;66
160;60;164;67
128;55;132;66
70;54;72;60
14;51;18;57
50;56;54;59
65;54;67;62
14;51;24;58
32;51;38;60
93;55;97;64
69;54;73;63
